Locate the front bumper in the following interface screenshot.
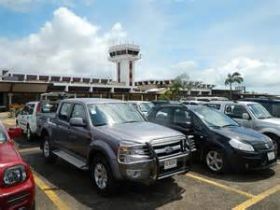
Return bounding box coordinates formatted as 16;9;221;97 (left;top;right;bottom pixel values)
0;175;35;210
229;149;277;171
118;152;191;184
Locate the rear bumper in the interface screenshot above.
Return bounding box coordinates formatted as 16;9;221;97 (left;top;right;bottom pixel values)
118;152;191;183
0;175;35;210
229;149;277;171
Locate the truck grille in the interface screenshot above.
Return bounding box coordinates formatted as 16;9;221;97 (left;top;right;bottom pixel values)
151;136;185;158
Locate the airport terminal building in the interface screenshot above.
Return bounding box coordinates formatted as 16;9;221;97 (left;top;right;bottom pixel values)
0;44;215;109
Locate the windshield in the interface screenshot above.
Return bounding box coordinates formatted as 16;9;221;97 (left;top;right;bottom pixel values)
192;106;239;128
139;102;154;112
88;103;145;126
248;103;272;119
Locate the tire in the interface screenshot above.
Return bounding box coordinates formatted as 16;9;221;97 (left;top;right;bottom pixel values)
42;135;56;163
205;148;228;173
26;126;33;142
90;155;116;196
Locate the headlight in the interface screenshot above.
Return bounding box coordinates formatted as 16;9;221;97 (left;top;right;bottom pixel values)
118;143;151;164
3;165;27;186
229;139;254;152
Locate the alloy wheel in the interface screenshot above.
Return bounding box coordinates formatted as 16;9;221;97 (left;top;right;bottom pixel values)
94;163;108;190
43;140;50;158
206;150;223;172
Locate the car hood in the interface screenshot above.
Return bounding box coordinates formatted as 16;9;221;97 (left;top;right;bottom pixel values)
212;126;268;145
260;118;280;126
98;122;184;144
0;141;22;167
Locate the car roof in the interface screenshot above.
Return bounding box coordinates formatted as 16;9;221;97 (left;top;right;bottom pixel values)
237;101;260;105
62;98;123;104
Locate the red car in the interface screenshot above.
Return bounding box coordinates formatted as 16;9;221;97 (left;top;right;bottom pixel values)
0;125;35;210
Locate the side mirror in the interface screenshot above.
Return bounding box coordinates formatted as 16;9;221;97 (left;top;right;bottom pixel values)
8;127;22;139
242;113;250;120
69;117;87;127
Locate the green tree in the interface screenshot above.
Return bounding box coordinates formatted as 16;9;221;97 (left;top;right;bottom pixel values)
225;72;244;99
170;73;190;99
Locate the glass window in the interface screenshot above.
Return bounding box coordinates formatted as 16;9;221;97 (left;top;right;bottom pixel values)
247;103;272;119
193;106;239;128
174;108;191;124
224;104;248;119
71;104;86;120
88;103;144;126
155;108;172;123
58;103;72;121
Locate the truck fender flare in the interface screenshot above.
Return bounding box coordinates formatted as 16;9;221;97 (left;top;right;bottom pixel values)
88;140;122;180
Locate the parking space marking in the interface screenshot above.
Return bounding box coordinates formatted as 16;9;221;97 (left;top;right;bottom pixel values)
233;184;280;210
33;173;70;210
186;173;254;198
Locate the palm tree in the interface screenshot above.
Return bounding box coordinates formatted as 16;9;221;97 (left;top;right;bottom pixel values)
170;73;190;99
225;72;244;99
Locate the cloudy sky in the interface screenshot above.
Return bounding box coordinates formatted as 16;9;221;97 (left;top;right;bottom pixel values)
0;0;279;93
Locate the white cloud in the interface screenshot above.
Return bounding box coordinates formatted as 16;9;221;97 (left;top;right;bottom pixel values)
0;7;127;78
170;57;280;94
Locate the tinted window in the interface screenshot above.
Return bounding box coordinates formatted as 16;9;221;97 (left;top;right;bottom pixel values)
71;104;86;120
155;108;172;123
271;104;280;117
58;103;72;121
224;104;248;119
174;108;191;124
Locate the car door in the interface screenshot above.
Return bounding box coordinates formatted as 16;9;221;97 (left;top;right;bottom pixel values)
169;107;192;136
68;103;91;157
53;102;73;150
224;104;253;128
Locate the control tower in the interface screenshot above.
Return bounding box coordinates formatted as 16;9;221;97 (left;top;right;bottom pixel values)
108;44;141;87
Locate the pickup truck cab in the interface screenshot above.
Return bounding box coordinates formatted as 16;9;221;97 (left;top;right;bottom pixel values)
0;126;35;209
40;98;191;195
207;101;280;155
16;101;40;141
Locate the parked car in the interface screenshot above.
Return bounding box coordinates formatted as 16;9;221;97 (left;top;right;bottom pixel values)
40;98;191;195
207;101;280;155
240;98;280;118
127;101;154;117
147;104;277;173
16;101;40;141
0;125;35;209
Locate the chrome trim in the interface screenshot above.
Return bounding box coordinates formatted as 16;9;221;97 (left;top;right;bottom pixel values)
157;169;188;180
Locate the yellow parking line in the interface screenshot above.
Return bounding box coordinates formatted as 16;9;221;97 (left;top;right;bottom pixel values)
33;173;70;210
233;184;280;210
186;173;254;198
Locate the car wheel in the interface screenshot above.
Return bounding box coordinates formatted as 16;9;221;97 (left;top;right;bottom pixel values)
43;135;56;163
205;149;227;173
26;126;33;141
90;155;116;196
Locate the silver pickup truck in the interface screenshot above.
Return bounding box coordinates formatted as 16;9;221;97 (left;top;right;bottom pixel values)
207;101;280;155
40;98;191;195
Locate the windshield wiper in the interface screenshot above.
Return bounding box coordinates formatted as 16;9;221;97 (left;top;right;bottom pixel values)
222;124;237;128
123;120;140;124
94;123;108;127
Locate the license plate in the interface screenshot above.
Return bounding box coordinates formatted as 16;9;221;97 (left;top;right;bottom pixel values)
267;152;276;161
164;159;177;170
